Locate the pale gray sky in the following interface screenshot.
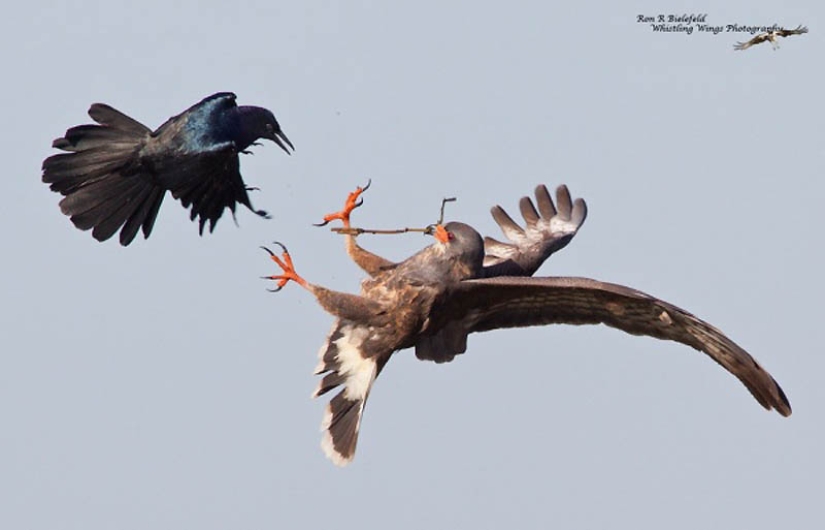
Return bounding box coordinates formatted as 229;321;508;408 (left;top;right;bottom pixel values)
2;1;822;529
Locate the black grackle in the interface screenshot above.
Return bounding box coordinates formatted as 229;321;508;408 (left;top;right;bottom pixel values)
42;92;293;245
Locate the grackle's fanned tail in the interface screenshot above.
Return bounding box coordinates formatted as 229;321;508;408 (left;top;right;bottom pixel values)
42;104;164;246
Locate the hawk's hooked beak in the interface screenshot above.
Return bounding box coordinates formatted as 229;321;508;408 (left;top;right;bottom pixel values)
434;224;452;243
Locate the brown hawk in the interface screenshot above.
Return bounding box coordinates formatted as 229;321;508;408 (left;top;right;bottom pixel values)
263;183;792;466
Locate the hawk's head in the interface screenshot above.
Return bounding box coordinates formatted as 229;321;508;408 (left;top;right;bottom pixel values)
431;221;484;278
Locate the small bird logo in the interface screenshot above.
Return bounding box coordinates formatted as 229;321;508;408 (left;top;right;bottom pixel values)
734;25;808;51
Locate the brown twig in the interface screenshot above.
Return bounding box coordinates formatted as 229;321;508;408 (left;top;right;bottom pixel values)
328;196;457;237
437;197;456;224
330;226;433;236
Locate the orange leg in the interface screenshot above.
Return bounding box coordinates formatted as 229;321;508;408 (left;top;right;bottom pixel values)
260;242;308;292
314;179;371;228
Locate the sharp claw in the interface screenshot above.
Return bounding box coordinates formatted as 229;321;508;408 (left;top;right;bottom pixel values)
260;241;304;292
315;182;372;227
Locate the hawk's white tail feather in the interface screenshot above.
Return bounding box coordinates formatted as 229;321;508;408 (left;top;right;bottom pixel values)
314;320;378;466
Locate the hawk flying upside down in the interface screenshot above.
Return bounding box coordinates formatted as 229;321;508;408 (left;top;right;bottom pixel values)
263;183;792;466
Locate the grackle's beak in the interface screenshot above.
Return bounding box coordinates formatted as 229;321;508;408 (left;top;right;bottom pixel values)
270;129;294;155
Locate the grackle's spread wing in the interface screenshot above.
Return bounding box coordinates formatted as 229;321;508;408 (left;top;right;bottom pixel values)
159;142;268;234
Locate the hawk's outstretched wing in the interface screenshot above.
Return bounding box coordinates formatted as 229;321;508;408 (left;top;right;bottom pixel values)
733;33;769;50
778;25;808;37
482;184;587;277
419;276;791;417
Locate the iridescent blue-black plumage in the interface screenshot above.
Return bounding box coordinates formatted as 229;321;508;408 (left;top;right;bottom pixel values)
42;92;293;245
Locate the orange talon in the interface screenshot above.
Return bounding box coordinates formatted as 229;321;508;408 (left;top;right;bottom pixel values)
260;242;308;292
314;179;371;228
